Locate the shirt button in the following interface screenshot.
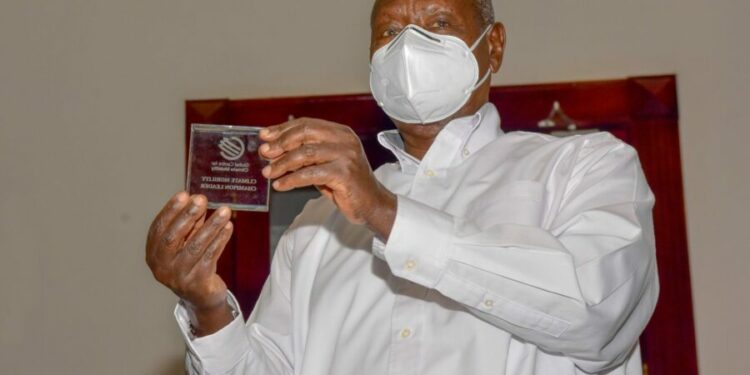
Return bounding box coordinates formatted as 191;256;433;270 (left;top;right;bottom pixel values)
483;299;495;308
400;328;412;338
424;169;435;177
462;148;470;157
405;260;417;271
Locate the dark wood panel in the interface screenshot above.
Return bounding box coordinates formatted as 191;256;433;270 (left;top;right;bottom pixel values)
629;119;696;375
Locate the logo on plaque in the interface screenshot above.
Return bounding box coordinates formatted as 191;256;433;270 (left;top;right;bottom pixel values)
218;136;245;161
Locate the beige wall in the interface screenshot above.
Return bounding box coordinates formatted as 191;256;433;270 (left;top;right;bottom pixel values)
0;1;747;374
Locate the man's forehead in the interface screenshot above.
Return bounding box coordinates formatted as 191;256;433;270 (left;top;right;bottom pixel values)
372;0;473;21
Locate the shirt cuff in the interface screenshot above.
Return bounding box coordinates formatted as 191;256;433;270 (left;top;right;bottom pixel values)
174;291;251;373
381;195;453;288
371;235;387;260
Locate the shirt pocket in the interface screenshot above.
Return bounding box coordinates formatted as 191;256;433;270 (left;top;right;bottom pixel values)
467;180;546;228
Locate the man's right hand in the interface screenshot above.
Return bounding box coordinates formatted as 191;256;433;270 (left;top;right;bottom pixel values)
145;192;236;337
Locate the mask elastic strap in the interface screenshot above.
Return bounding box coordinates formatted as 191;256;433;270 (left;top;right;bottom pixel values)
464;25;494;93
469;25;493;51
466;68;493;94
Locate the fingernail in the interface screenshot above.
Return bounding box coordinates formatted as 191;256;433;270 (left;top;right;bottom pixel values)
260;129;272;137
217;207;229;218
224;222;233;230
173;192;188;208
260;143;270;154
262;165;272;177
188;196;203;214
273;181;281;190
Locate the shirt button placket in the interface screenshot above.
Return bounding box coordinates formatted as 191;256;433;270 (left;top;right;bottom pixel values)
388;282;423;375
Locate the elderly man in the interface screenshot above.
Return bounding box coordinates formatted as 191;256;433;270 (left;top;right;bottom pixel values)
146;0;658;374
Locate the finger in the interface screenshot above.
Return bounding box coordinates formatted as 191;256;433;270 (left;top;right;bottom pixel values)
262;143;342;179
189;221;233;278
260;119;343;159
259;119;315;159
146;192;191;272
259;117;308;142
185;211;206;244
159;195;208;257
272;163;337;192
174;206;231;270
149;192;189;240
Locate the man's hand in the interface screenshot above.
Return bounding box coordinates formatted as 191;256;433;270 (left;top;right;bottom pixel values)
145;192;235;336
259;118;397;239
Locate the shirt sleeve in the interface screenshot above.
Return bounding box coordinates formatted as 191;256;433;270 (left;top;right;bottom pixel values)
174;232;296;375
374;136;659;374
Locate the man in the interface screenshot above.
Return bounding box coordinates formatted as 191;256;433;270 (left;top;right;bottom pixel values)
146;0;659;374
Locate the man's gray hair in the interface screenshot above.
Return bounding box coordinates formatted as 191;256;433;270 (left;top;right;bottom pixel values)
475;0;495;28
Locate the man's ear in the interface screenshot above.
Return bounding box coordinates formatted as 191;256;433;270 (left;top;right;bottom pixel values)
488;22;506;73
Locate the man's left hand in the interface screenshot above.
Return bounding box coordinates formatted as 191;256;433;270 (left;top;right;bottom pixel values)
259;118;396;238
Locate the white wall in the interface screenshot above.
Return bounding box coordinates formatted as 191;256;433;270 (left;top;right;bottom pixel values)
0;1;747;374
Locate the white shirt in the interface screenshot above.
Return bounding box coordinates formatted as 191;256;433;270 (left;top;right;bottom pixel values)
175;103;659;375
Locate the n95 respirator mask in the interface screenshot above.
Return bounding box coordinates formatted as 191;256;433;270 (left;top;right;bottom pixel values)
370;25;493;124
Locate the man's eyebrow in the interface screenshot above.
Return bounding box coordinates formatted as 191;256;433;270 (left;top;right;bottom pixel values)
372;7;407;27
422;4;456;17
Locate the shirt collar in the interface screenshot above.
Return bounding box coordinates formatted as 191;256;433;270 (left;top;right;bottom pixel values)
377;103;503;174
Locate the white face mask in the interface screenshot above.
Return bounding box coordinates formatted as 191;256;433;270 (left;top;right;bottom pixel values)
370;25;493;124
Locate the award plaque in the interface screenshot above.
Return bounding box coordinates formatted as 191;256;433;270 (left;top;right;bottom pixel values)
186;124;270;212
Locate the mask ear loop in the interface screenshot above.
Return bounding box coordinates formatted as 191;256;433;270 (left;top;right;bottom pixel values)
469;25;494;51
464;25;495;94
465;68;493;95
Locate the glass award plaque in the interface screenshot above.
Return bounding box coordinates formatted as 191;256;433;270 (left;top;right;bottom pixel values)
186;124;270;212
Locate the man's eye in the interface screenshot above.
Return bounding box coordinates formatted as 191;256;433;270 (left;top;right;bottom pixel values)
432;20;449;29
382;29;399;38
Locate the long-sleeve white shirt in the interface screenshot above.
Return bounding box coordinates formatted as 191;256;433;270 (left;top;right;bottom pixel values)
174;103;659;375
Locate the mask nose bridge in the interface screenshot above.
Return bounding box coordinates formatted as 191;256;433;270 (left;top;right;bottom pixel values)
386;25;443;53
385;28;409;53
386;24;491;55
407;25;442;43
